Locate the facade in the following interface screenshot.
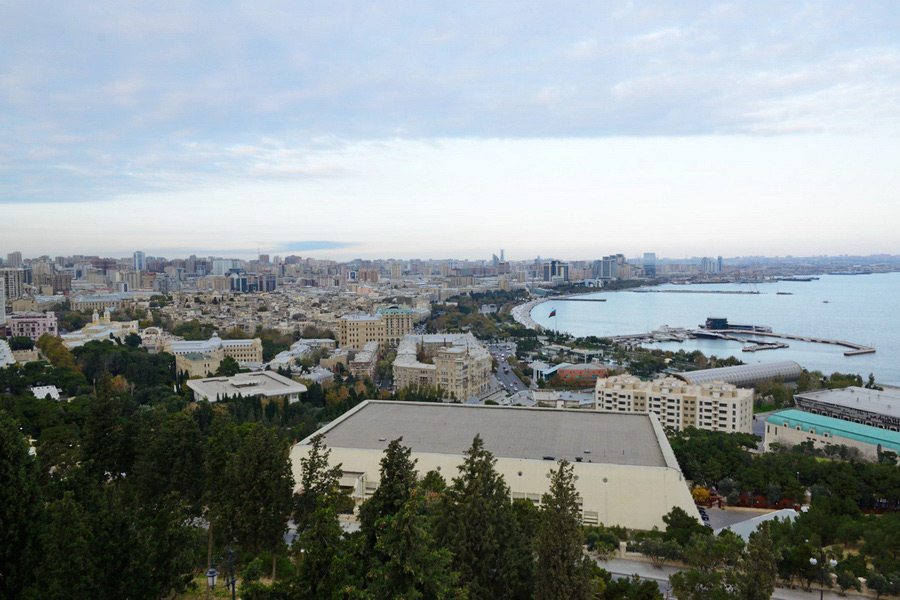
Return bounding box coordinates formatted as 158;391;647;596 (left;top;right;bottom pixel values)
595;374;754;434
6;251;23;268
793;387;900;431
133;250;145;271
290;401;698;530
338;308;413;349
71;293;129;311
10;311;58;341
765;409;900;459
175;352;221;378
349;341;380;380
187;371;307;403
556;363;608;384
392;333;492;400
0;339;14;368
378;306;413;346
60;309;139;348
1;268;26;300
541;260;569;282
166;333;264;364
673;361;803;387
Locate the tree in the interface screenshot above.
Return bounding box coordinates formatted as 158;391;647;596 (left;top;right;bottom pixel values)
292;434;349;598
124;332;142;348
366;488;465;599
224;424;294;579
0;411;42;597
836;568;862;596
669;568;734;600
533;460;592;600
215;355;241;377
663;506;710;547
8;335;34;350
735;522;779;600
439;434;529;600
635;537;682;569
358;437;419;546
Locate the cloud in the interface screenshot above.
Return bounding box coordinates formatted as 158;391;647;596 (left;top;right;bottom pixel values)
0;0;898;205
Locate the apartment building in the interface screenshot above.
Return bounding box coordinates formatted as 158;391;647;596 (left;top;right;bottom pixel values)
393;333;492;401
338;306;413;349
9;311;58;341
595;374;753;434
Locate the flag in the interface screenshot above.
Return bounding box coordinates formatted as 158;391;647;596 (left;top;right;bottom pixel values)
549;309;556;318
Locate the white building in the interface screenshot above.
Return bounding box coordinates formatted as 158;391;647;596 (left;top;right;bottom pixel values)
595;374;753;434
187;371;307;403
291;401;698;530
392;333;492;401
60;309;139;348
0;339;14;368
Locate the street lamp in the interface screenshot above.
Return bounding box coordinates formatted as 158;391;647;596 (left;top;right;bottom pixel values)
809;555;838;600
205;568;218;589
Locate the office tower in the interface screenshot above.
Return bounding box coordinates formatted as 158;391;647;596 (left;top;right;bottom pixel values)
643;253;657;277
6;251;23;268
133;250;145;271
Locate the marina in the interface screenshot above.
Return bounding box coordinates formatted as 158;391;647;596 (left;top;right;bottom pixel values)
526;273;899;384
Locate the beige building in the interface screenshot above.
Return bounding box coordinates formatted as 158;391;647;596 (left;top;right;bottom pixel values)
10;311;58;341
187;371;307;403
595;374;753;434
765;409;900;460
338;306;413;349
349;341;380;380
175;352;221;378
60;309;139;348
393;333;492;401
165;333;264;364
290;401;698;530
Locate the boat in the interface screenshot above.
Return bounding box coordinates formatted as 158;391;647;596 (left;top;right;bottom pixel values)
776;292;793;295
823;300;830;303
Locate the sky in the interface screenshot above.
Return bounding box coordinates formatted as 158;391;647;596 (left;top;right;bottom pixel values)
1;1;898;260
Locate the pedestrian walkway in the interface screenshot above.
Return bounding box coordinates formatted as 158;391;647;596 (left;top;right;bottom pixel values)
601;557;864;600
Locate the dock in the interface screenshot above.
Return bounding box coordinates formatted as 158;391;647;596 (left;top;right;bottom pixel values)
718;330;875;356
555;297;607;302
632;289;760;295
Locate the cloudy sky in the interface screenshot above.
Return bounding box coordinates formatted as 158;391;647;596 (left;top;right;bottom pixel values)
2;1;898;260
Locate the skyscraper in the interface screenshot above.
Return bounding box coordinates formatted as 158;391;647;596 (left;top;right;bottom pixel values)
6;251;22;268
133;250;145;271
643;253;657;278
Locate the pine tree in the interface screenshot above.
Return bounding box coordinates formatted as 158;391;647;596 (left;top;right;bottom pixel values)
736;521;779;600
0;411;42;597
440;434;530;600
533;460;592;600
358;437;418;546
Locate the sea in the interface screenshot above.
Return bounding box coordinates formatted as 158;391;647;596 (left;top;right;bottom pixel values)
530;272;900;386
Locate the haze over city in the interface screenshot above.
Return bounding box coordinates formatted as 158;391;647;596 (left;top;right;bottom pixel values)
2;1;899;258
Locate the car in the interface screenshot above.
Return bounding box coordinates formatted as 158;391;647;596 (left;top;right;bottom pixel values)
703;523;712;528
701;515;710;521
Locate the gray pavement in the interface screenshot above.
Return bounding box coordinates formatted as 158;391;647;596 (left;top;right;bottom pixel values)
600;557;859;600
703;506;762;531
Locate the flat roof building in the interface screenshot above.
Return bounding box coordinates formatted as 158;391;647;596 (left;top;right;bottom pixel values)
765;409;900;460
794;386;900;431
187;371;307;403
291;400;697;530
673;361;802;387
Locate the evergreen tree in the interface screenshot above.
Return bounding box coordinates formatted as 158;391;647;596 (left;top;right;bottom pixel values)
225;423;295;579
0;411;42;597
533;460;592;600
439;434;529;600
735;522;779;600
367;488;466;600
358;437;418;546
293;434;349;598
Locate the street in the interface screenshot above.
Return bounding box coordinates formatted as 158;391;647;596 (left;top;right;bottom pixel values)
487;342;528;395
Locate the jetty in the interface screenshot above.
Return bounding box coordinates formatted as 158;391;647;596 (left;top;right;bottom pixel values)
717;330;875;356
632;289;760;295
554;297;607;302
742;342;790;352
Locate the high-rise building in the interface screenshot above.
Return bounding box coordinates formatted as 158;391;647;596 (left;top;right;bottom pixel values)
643;253;657;278
6;251;23;268
258;254;270;265
133;251;145;271
0;268;25;300
542;260;569;282
0;280;6;323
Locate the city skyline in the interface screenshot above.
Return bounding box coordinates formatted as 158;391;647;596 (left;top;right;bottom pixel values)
2;1;899;258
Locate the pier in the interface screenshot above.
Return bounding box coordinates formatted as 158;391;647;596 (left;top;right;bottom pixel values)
555;297;607;302
716;330;875;356
632;289;760;295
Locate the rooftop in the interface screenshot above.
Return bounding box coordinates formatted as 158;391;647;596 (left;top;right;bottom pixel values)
187;371;307;401
767;409;900;452
305;400;670;468
795;386;900;419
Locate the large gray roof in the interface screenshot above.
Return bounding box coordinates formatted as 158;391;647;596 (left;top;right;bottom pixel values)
795;386;900;419
306;401;669;468
674;361;803;386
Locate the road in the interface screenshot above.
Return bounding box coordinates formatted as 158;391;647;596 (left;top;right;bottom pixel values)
487;342;528;395
600;557;854;599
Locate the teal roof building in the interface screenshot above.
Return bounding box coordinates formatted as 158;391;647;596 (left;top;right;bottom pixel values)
766;409;900;455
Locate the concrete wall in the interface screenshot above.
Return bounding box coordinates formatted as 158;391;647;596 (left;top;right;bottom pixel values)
290;444;697;531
